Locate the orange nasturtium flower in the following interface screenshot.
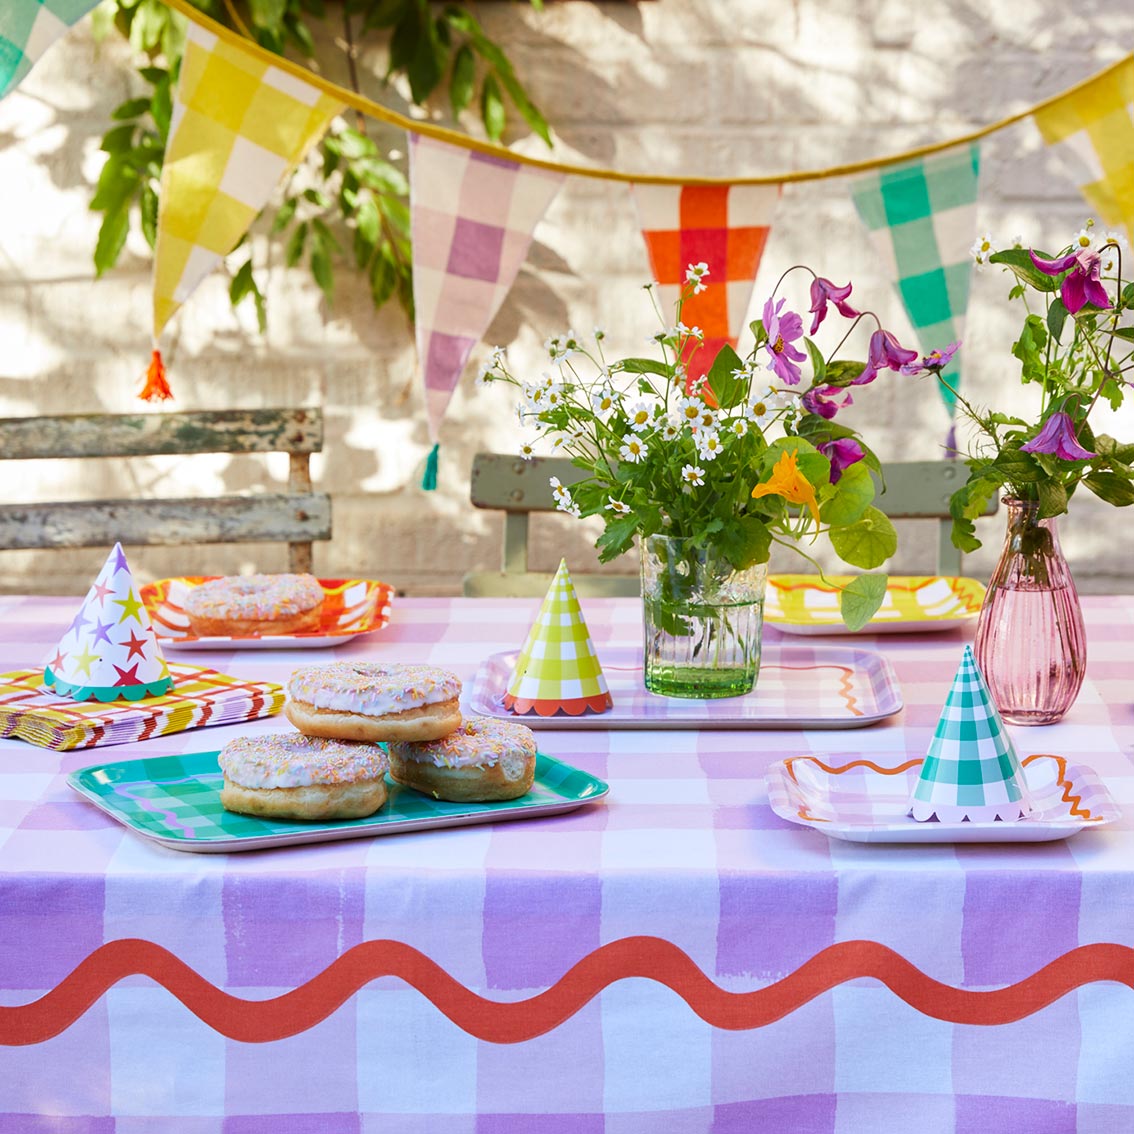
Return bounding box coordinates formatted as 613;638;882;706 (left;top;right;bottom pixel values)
750;449;821;528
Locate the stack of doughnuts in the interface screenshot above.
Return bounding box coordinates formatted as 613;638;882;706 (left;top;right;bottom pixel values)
184;573;325;637
218;661;537;820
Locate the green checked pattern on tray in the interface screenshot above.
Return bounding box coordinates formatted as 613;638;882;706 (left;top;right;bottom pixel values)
68;750;608;849
850;143;981;412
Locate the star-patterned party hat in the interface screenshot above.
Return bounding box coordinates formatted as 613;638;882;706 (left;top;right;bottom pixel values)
910;645;1032;823
43;543;174;702
503;560;613;717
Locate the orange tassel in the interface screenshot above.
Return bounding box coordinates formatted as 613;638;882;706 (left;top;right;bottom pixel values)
140;349;173;402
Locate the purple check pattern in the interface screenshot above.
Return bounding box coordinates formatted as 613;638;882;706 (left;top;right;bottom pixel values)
2;593;1134;1131
409;134;564;442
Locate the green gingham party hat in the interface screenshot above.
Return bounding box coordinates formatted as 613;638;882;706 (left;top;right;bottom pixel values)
910;645;1031;823
503;560;613;717
43;542;174;703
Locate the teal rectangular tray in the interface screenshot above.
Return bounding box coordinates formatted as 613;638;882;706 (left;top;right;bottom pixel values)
68;750;609;853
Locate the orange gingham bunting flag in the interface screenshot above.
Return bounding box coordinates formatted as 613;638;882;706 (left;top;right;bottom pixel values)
410;133;565;447
632;183;781;382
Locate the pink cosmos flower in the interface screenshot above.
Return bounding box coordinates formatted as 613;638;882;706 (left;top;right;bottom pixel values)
1029;249;1111;314
899;342;960;375
762;297;807;385
818;438;865;483
808;277;859;335
857;329;919;385
1020;411;1095;461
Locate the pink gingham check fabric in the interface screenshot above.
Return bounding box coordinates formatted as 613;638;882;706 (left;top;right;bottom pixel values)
409;133;564;444
2;594;1134;1131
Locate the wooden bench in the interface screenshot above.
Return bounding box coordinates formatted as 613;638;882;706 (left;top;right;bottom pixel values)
0;409;331;573
463;452;996;597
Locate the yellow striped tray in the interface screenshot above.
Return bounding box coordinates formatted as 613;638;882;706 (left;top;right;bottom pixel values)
765;575;986;635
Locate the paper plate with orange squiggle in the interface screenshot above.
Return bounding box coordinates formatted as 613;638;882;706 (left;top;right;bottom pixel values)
766;574;986;635
141;577;394;649
766;753;1119;843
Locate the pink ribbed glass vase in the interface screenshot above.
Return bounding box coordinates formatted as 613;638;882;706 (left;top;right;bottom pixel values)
973;497;1086;725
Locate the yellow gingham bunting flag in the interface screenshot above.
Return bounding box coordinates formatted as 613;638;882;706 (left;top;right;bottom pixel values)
152;21;344;338
910;646;1032;824
504;560;613;717
1033;58;1134;240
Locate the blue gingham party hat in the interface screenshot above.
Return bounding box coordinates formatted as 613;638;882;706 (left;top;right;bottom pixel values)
910;645;1032;823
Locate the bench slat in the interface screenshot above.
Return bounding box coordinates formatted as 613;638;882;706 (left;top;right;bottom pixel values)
0;409;323;460
0;494;332;550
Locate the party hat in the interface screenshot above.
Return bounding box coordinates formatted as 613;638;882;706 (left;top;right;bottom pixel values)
503;560;613;716
910;645;1031;823
43;543;174;702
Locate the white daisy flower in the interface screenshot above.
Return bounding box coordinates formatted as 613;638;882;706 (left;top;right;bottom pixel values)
677;396;704;426
559;498;582;519
970;232;995;268
681;463;705;486
605;497;632;515
731;418;750;438
685;261;710;294
592;386;619;420
674;321;704;342
518;441;536;460
1074;222;1094;249
661;420;681;441
544;385;565;408
523;382;548;408
627;400;654;433
696;430;723;460
619;434;648;464
694;406;718;432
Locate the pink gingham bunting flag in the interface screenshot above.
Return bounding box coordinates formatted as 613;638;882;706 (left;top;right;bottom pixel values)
409;133;565;480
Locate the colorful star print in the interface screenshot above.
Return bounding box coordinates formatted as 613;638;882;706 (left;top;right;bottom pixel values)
114;589;144;625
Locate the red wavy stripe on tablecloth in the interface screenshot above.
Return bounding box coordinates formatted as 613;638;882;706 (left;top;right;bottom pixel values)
2;936;1132;1046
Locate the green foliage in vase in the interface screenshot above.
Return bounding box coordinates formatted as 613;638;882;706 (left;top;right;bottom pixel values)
89;0;548;327
949;222;1134;551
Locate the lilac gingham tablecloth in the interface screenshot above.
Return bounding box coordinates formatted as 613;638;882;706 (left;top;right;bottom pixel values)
2;594;1134;1133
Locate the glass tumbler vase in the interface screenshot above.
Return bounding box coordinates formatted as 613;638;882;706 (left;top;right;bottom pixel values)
973;497;1087;725
639;534;767;699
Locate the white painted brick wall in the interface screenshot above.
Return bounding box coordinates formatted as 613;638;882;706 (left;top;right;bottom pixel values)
1;2;1133;595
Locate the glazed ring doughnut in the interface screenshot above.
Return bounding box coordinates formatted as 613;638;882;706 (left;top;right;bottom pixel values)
217;733;389;820
285;662;462;743
388;717;537;802
184;573;325;637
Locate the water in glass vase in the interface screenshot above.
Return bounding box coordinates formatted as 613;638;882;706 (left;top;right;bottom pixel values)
640;535;767;699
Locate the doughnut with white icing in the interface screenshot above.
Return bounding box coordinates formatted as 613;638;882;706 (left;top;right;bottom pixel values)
184;573;325;637
388;717;536;802
285;662;462;743
217;733;389;820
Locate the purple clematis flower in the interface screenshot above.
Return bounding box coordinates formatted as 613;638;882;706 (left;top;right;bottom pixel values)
1020;411;1095;461
899;342;961;375
803;385;854;420
762;297;807;385
858;329;919;385
818;438;865;483
1029;248;1111;314
808;277;859;335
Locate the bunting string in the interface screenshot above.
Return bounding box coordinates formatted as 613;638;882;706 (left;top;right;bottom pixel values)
161;0;1131;190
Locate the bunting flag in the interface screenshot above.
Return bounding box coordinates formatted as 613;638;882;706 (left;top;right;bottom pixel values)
632;184;780;384
410;132;565;485
1033;57;1134;241
151;21;343;350
0;0;98;101
849;144;981;415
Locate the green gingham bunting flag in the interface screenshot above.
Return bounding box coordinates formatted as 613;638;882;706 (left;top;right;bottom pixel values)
910;645;1031;823
850;143;981;417
0;0;99;101
503;560;613;717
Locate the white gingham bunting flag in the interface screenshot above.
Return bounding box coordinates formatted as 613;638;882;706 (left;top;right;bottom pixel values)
0;0;98;101
409;133;565;458
910;645;1031;823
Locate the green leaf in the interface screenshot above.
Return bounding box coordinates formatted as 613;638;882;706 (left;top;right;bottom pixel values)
129;0;168;52
705;343;746;409
285;221;309;268
310;244;333;303
1012;314;1049;384
839;573;889;632
249;0;288;31
804;337;826;385
1084;471;1134;507
1046;296;1068;343
828;506;897;570
1037;477;1068;518
356;195;381;246
819;460;874;526
991;449;1043;484
822;359;867;387
369;250;397;307
229;259;256;305
111;97;152;121
619;357;671;378
101;124;136;153
93;205;130;277
90;155;140;212
139;182;158;247
481;73;506;141
988;247;1058;292
748;318;768;349
450;43;476;115
1112;326;1134;343
150;77;172;139
270;196;298;235
303;187;331;209
716;518;772;571
596;512;639;562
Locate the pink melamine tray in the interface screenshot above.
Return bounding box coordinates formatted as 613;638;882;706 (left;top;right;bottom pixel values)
466;645;903;730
